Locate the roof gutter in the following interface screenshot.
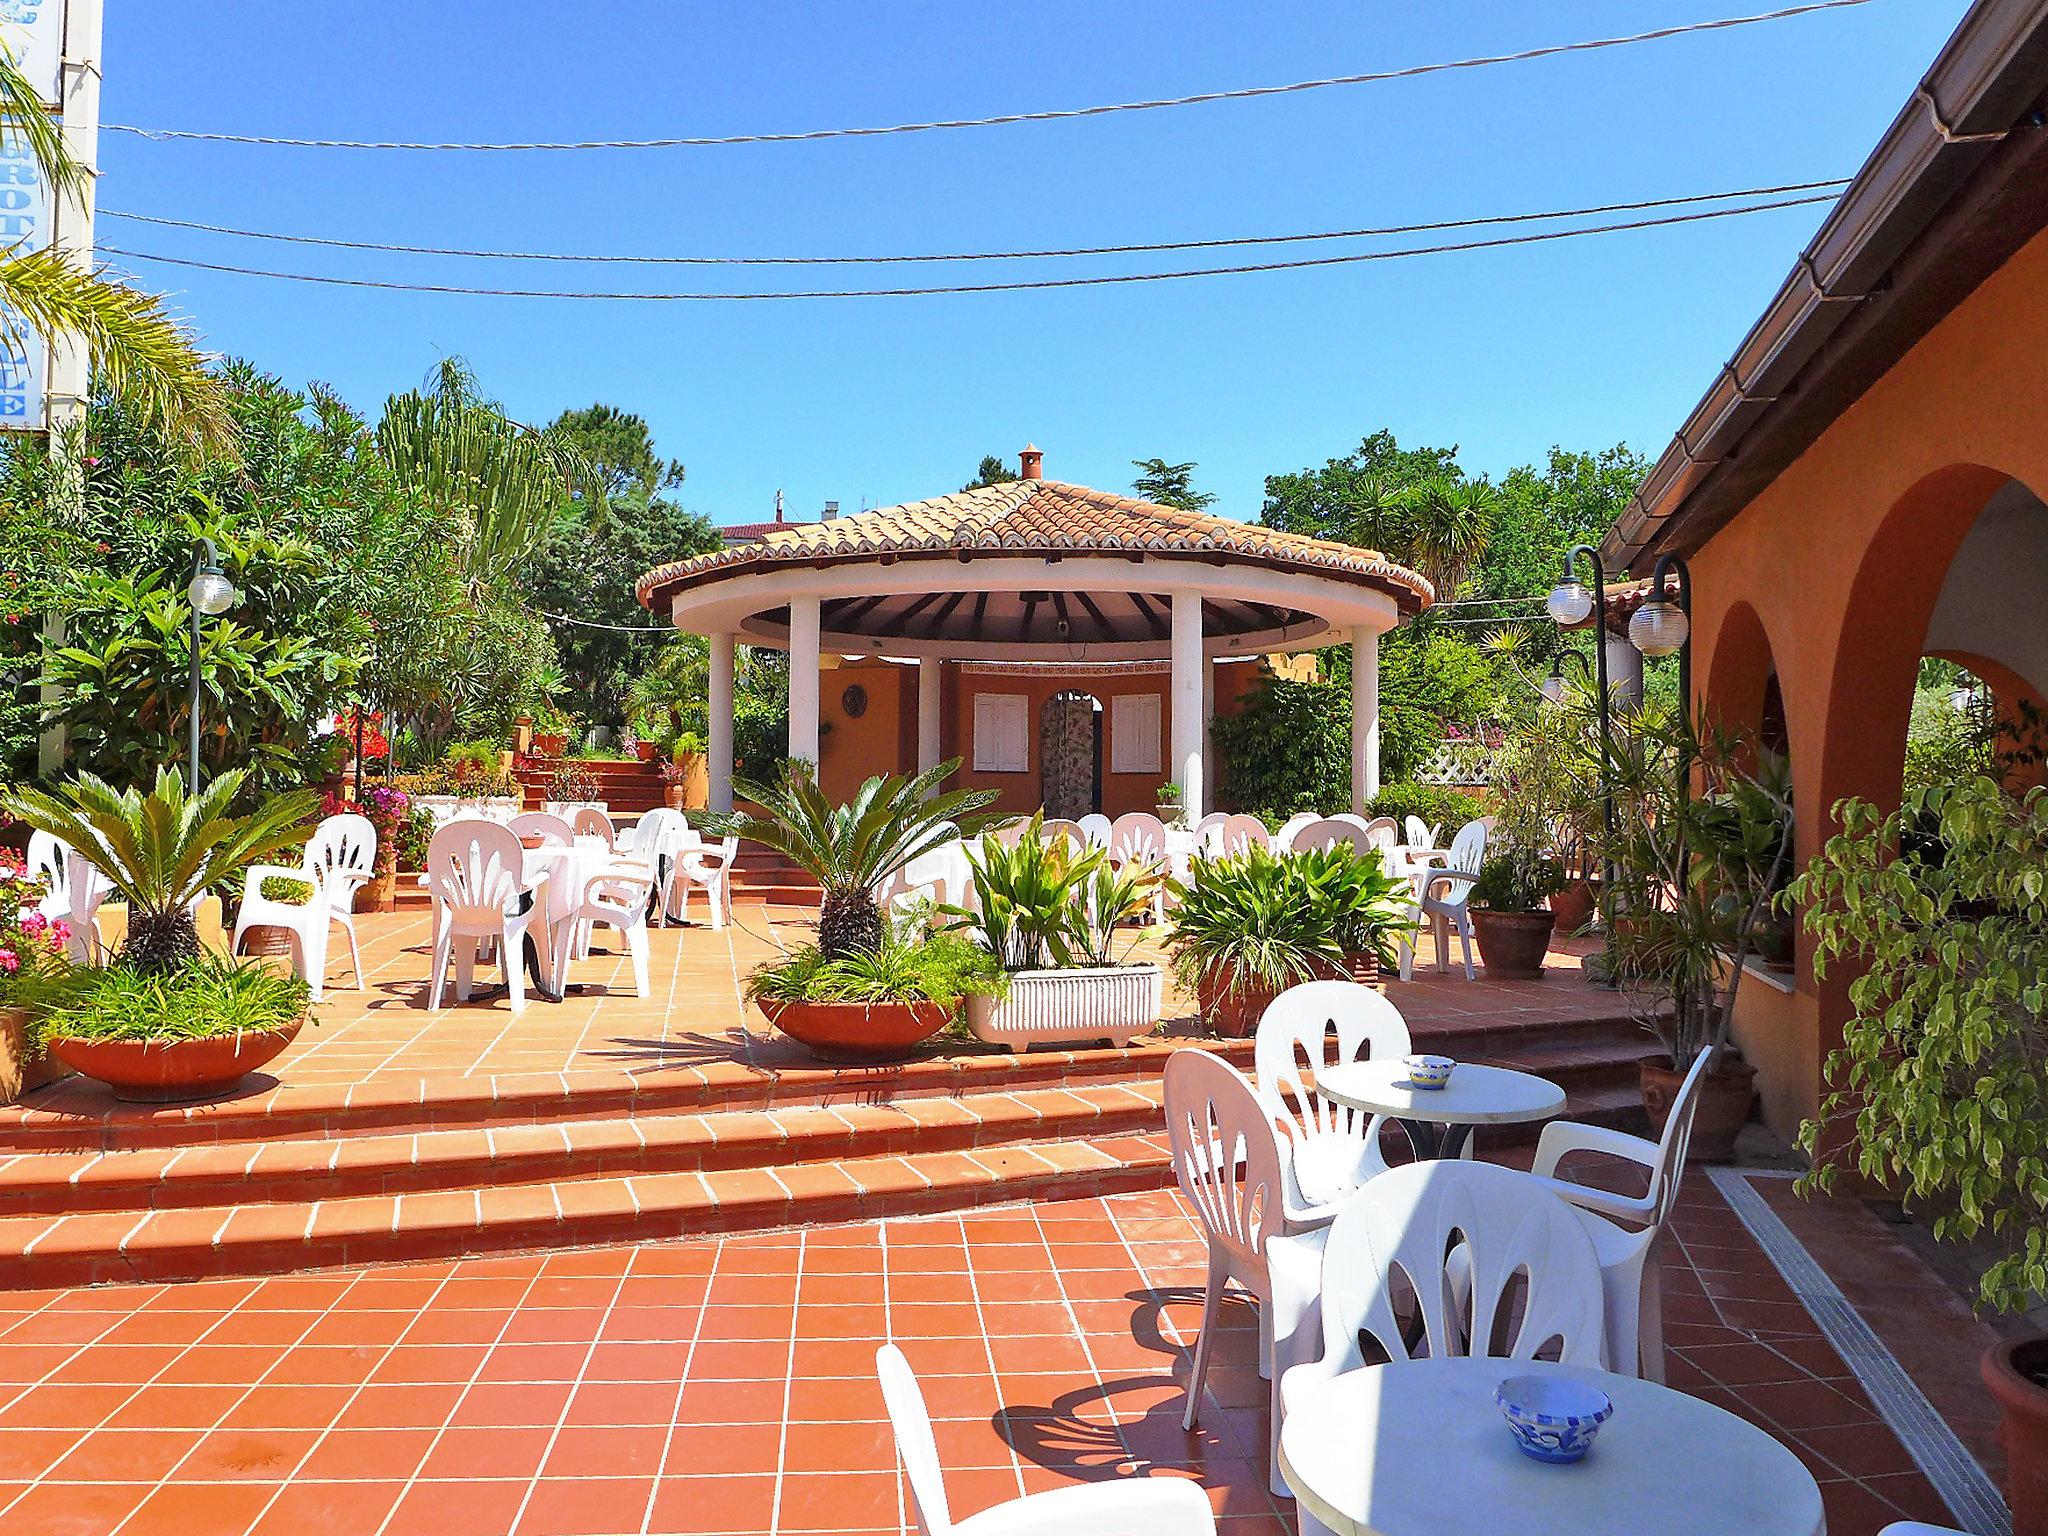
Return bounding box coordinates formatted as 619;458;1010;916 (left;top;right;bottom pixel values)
1603;0;2048;571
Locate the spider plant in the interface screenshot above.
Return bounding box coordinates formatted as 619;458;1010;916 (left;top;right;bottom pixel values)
23;953;310;1044
745;932;1005;1010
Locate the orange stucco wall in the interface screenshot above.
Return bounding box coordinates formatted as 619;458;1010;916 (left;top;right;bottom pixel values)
1685;217;2048;1142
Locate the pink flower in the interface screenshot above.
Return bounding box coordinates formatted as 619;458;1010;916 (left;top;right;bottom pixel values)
0;951;18;974
49;920;69;943
19;911;43;934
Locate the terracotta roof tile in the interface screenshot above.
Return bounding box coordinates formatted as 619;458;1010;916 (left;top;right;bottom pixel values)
638;479;1432;612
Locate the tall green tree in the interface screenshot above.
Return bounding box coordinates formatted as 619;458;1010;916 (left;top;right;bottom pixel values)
1131;458;1216;511
547;403;685;510
1480;444;1648;602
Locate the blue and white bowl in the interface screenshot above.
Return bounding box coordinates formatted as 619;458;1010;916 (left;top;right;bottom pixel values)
1403;1054;1456;1090
1495;1374;1614;1463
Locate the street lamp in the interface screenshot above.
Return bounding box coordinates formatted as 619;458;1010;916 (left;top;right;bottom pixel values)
1547;546;1618;912
185;538;234;788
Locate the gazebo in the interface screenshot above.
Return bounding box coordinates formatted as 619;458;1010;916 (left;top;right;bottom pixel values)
637;447;1433;819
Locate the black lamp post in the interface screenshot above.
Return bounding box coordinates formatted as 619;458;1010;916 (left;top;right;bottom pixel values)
1630;554;1696;817
184;538;235;789
1545;546;1619;910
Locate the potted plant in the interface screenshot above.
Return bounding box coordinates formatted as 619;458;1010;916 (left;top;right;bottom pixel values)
1468;852;1566;979
1156;781;1185;825
634;736;661;764
1166;843;1411;1037
946;812;1165;1050
708;759;1003;1060
338;783;415;913
1601;707;1790;1160
663;731;706;810
1790;776;2047;1534
528;701;571;758
1;768;320;1101
0;845;74;1102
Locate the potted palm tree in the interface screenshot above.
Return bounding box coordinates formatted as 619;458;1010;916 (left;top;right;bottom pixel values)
947;813;1164;1050
2;769;320;1101
707;760;1004;1060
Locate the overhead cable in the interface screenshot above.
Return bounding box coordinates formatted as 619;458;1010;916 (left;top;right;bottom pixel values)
102;0;1879;153
99;191;1839;302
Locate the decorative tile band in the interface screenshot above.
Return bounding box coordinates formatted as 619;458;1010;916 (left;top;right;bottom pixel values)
1708;1167;2010;1536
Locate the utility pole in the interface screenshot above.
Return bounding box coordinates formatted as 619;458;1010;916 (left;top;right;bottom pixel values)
21;0;103;776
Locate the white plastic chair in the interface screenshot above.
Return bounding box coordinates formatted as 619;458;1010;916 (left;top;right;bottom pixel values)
26;831;107;964
1254;981;1414;1229
1288;816;1373;856
1402;814;1439;852
1212;813;1269;857
1075;812;1112;848
553;863;656;998
667;834;738;929
622;808;690;925
570;805;617;848
1190;810;1230;852
876;1343;1215;1536
1403;817;1489;982
1272;811;1320;853
509;811;575;845
1162;1049;1326;1497
425;820;546;1012
1037;817;1088;853
881;840;970;925
231;814;378;1002
1107;813;1170;922
1525;1045;1716;1381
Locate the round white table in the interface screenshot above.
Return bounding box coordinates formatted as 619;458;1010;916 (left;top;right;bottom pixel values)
1278;1357;1824;1536
1316;1058;1566;1159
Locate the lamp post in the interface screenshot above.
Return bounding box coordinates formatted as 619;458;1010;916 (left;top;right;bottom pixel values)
184;538;235;789
1545;546;1618;912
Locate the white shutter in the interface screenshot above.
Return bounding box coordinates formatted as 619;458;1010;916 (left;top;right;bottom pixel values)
972;693;1029;772
1110;694;1162;775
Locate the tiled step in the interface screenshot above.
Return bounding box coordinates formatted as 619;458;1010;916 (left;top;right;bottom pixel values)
0;1081;1167;1218
0;1130;1178;1287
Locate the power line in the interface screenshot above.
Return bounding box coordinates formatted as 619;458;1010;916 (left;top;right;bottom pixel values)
535;608;676;635
103;0;1878;153
100;178;1852;267
100;191;1838;302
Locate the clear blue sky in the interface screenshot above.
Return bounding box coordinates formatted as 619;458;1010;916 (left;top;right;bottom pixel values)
102;0;1968;527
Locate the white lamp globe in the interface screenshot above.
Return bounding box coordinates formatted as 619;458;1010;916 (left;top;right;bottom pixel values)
1545;579;1594;627
1629;599;1690;657
188;569;235;616
1539;672;1566;706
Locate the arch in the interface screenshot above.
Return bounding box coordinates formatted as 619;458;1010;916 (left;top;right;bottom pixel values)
1038;690;1102;819
1702;599;1789;760
1925;649;2048;791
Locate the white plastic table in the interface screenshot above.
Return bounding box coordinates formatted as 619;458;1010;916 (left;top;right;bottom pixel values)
1316;1058;1566;1159
1278;1357;1823;1536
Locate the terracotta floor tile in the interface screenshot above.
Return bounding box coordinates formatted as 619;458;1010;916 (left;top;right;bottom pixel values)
247;1478;409;1536
513;1475;656;1536
644;1472;777;1534
383;1479;533;1536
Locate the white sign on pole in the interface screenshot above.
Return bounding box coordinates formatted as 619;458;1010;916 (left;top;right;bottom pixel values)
0;0;65;107
0;127;50;431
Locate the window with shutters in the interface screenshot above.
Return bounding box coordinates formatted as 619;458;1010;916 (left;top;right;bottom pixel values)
972;693;1029;772
1109;693;1162;775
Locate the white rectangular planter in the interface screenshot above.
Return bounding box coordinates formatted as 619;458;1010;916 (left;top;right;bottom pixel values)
964;965;1164;1052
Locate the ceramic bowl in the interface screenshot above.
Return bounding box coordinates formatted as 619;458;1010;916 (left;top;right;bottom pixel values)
1494;1373;1614;1463
1403;1054;1456;1090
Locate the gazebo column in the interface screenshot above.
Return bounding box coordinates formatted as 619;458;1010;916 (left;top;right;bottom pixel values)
788;596;821;770
1604;631;1645;708
1171;591;1206;820
917;657;943;774
1351;627;1380;811
707;632;735;813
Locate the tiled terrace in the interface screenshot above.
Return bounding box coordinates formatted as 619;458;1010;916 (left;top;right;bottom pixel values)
0;1173;2013;1536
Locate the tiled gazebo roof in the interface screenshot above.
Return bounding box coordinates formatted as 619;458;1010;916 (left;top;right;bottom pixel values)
637;477;1434;615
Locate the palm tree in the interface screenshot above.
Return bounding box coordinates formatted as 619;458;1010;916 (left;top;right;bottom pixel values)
0;58;235;457
1400;475;1498;599
706;761;1000;959
2;768;318;974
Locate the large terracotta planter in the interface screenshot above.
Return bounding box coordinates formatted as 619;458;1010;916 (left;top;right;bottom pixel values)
356;867;399;914
756;998;953;1063
1195;957;1346;1038
1984;1336;2048;1536
1471;908;1556;979
0;1005;69;1103
48;1019;304;1103
635;740;659;763
1548;880;1597;936
530;733;568;758
1641;1054;1756;1162
239;925;296;959
965;965;1162;1051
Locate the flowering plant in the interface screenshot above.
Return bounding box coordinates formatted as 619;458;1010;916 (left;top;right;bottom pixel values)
335;708;389;762
0;847;71;1004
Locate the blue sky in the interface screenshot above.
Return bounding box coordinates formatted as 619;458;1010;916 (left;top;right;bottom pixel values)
102;1;1969;526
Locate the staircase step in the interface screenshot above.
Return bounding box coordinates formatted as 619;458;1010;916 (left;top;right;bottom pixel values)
0;1131;1177;1287
0;1081;1167;1218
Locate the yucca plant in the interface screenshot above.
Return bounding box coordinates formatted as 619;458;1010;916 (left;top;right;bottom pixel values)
704;760;999;960
1;769;319;975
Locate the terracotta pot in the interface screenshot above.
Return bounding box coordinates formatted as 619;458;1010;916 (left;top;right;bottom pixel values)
1471;908;1556;979
239;925;296;959
530;733;568;758
756;998;953;1063
0;1005;69;1103
635;740;659;763
1548;879;1597;936
1195;957;1346;1038
1641;1054;1756;1162
48;1019;304;1103
665;785;688;810
1984;1336;2048;1536
356;868;398;914
1343;950;1382;986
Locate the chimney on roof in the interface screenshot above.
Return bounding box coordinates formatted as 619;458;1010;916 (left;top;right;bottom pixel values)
1019;443;1043;480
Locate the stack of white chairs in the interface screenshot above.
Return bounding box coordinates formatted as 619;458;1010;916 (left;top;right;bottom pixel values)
1106;812;1170;923
666;834;738;930
1075;812;1113;848
26;831;108;964
1272;811;1321;852
232;813;379;1002
1401;817;1489;981
425;820;544;1012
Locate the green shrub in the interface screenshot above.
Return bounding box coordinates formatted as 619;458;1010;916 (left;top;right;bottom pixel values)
29;953;310;1044
1365;782;1486;836
1470;852;1565;911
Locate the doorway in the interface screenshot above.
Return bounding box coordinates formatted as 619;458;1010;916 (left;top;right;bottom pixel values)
1039;691;1102;818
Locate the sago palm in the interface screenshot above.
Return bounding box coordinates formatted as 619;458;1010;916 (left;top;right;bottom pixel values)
2;768;318;974
708;760;999;959
0;57;236;458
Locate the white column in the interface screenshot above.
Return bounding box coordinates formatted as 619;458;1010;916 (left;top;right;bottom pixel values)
787;597;821;770
916;657;943;774
1351;628;1380;810
1170;591;1205;820
706;632;735;813
1604;631;1645;709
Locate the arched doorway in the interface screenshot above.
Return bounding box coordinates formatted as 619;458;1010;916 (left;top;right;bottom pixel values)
1039;691;1101;819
